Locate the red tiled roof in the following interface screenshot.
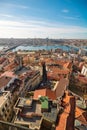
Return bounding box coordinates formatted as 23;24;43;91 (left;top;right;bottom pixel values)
47;73;60;81
47;66;70;81
4;62;18;71
1;71;16;78
41;58;71;67
48;66;70;74
77;113;87;124
63;62;72;69
0;57;6;64
0;76;12;89
75;107;87;124
33;88;56;100
56;112;68;130
56;92;75;130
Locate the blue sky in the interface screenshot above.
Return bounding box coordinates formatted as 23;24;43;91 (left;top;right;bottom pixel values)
0;0;87;39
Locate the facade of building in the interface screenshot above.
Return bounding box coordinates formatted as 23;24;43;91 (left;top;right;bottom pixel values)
0;91;12;121
22;70;41;92
0;71;22;122
70;74;87;94
81;65;87;77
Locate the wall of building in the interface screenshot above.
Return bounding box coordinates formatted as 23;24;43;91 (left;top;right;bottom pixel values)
81;65;87;77
0;91;12;121
24;72;41;91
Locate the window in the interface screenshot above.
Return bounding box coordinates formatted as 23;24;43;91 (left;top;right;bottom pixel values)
8;96;10;100
2;108;5;112
5;103;7;107
5;113;7;117
7;117;9;121
7;109;9;113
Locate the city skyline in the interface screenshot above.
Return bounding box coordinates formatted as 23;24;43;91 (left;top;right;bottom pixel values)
0;0;87;39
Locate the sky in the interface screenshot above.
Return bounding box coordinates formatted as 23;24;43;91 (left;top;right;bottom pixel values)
0;0;87;39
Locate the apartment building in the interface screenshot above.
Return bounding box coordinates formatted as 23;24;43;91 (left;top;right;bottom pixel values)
14;96;59;130
20;70;41;92
0;71;22;122
0;91;12;121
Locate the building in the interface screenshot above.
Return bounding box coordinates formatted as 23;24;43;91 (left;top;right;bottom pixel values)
33;88;56;101
0;91;12;121
75;106;87;125
81;64;87;77
14;96;59;130
47;65;70;81
70;74;87;94
0;71;22;122
20;70;41;93
0;57;9;71
0;71;21;92
55;78;69;98
56;91;75;130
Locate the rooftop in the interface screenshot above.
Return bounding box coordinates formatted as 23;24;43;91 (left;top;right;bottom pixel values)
55;78;69;98
2;77;21;93
4;62;18;71
33;88;56;100
76;100;87;110
14;98;42;130
19;70;40;81
48;66;70;74
14;96;59;130
0;57;6;64
43;107;58;123
1;71;16;78
17;98;33;108
47;66;70;81
0;76;12;89
39;96;48;109
75;107;87;125
77;75;87;84
15;67;28;75
56;91;75;130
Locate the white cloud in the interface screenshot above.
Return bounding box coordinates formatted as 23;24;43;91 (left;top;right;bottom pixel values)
0;19;87;39
0;13;14;18
1;3;28;9
63;16;79;20
8;3;28;9
62;9;69;13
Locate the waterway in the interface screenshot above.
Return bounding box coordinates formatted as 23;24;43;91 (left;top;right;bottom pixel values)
13;45;79;52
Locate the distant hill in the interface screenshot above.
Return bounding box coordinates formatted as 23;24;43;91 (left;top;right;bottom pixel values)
0;38;87;47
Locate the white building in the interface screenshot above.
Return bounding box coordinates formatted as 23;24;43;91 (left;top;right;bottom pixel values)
81;65;87;77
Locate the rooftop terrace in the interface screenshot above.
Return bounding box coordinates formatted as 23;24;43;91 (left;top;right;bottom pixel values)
14;97;59;130
14;99;42;130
